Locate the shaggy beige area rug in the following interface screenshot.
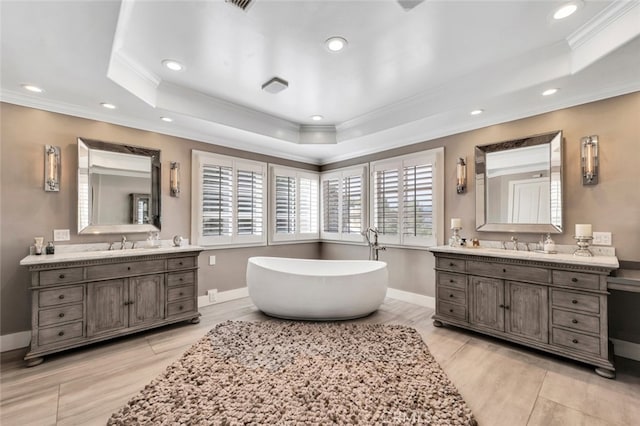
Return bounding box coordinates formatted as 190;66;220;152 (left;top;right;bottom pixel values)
108;321;477;425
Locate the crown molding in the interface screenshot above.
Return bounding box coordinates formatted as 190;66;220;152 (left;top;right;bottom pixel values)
567;0;639;50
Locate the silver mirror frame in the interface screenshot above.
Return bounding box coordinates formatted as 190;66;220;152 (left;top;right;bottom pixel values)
77;137;161;235
475;131;563;234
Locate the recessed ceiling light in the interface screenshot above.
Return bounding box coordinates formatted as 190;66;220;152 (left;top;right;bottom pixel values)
311;115;323;121
162;59;184;71
161;116;173;122
470;109;484;115
553;3;578;20
101;102;116;110
325;36;348;52
21;84;44;93
542;88;559;96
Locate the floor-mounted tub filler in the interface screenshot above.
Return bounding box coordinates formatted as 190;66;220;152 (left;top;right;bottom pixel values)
247;257;388;320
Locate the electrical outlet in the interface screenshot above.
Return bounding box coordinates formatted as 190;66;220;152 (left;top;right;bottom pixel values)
53;229;70;241
207;289;218;303
592;232;612;246
209;255;216;266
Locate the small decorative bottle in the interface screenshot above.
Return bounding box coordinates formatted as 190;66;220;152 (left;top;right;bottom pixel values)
543;234;556;254
45;241;55;255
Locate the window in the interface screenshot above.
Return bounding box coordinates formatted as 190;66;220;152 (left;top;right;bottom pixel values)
270;165;319;242
370;149;443;247
320;165;367;242
192;151;266;247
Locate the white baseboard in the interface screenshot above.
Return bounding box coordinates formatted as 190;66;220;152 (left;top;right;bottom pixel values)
198;287;249;308
0;331;31;353
611;338;640;362
386;288;435;309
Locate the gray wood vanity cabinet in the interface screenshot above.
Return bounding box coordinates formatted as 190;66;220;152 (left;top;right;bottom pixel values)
22;248;202;366
431;248;617;378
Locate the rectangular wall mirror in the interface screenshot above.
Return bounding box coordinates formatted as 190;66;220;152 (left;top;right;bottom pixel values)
475;130;563;233
77;137;161;234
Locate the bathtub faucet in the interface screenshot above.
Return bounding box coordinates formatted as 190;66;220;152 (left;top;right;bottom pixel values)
363;227;386;261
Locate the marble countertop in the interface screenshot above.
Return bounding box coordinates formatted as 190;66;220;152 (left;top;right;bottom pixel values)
20;244;204;266
607;269;640;292
429;245;619;269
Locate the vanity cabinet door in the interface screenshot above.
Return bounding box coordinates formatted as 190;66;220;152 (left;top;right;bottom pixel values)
87;279;127;336
129;274;165;327
505;281;548;344
470;276;504;332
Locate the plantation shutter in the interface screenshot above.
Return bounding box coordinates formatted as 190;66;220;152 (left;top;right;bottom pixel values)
202;165;233;236
374;168;399;236
342;175;362;234
323;178;340;233
275;175;296;234
236;169;263;236
402;164;433;237
299;177;318;234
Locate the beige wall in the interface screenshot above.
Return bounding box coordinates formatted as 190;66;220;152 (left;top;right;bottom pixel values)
0;103;320;335
2;93;639;340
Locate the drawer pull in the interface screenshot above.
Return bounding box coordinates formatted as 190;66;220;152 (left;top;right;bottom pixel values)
499;304;505;308
179;292;184;296
503;268;507;273
571;277;578;283
572;299;578;304
449;262;455;267
572;319;578;324
59;313;65;318
127;266;131;271
179;261;183;266
58;331;64;337
58;294;65;300
505;305;510;310
449;279;454;283
449;294;454;298
572;339;579;344
179;278;184;282
59;274;65;279
179;305;183;310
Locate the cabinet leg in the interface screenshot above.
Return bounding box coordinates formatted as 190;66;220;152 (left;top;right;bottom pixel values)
190;317;200;324
594;367;615;379
433;319;444;328
25;357;44;367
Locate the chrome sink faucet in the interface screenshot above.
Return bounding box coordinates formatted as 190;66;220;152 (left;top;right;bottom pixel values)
511;235;519;251
362;227;386;261
120;235;127;250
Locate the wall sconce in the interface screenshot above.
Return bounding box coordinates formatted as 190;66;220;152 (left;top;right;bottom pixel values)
456;157;467;194
581;135;598;185
44;145;60;192
170;161;180;197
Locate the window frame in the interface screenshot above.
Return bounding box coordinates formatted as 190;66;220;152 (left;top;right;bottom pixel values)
370;148;444;248
269;164;320;244
320;164;368;243
191;150;267;248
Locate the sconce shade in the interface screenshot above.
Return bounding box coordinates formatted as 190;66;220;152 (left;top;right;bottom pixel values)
456;157;467;194
170;161;180;197
45;145;60;192
581;136;598;185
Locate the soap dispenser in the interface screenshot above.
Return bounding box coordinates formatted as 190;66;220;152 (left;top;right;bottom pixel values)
543;234;556;254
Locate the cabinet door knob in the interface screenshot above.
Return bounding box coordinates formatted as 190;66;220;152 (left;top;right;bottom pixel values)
572;299;578;304
499;304;505;308
59;274;65;279
572;319;578;324
58;294;65;300
505;305;510;310
59;313;65;318
571;277;578;283
58;331;64;336
572;339;579;344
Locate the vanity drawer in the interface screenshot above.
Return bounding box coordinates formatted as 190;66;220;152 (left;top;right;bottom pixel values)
552;270;600;290
437;300;467;321
437;286;467;305
467;261;548;283
167;285;195;302
167;299;196;317
552;308;600;334
436;257;466;273
38;321;84;347
438;272;466;290
551;327;601;356
551;290;600;314
39;286;84;308
40;267;83;286
167;271;195;287
167;257;195;270
38;304;84;327
86;259;165;280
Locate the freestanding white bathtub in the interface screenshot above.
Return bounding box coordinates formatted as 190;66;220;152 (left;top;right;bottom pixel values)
247;257;388;320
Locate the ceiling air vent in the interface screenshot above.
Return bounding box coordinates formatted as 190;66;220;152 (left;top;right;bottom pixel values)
226;0;253;11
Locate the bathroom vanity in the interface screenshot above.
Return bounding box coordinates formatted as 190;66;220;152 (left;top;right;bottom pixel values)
20;245;203;366
430;246;619;378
